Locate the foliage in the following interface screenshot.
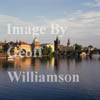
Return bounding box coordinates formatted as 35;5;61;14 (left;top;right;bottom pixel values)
74;44;82;51
42;46;52;55
3;44;9;52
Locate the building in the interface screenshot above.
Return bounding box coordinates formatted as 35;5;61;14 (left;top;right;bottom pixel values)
67;38;71;48
32;37;40;49
66;38;73;51
54;37;60;51
14;41;32;55
32;37;41;57
10;37;41;57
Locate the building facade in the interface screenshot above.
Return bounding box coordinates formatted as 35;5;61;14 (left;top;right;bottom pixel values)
54;37;60;51
14;42;32;56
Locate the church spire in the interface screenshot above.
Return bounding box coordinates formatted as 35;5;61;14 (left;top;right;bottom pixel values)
67;38;70;47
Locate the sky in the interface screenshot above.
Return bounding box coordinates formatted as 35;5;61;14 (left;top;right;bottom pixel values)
0;0;100;48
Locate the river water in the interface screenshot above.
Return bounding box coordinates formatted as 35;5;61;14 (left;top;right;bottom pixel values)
0;55;100;100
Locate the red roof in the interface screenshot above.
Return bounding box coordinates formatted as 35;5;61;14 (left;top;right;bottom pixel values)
19;42;29;45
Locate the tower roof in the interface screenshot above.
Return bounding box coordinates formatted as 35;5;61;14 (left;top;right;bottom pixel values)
33;37;39;43
19;42;29;45
67;38;70;46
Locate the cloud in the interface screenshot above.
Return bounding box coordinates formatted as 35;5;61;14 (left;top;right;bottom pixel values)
0;10;100;47
83;0;100;7
46;10;100;47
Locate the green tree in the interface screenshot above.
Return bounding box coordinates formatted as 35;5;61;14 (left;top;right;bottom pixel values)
42;46;52;55
74;44;82;51
3;43;9;52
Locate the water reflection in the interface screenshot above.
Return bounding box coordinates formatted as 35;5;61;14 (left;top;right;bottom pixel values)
0;56;100;100
14;57;31;70
32;58;41;72
54;57;61;73
0;55;100;73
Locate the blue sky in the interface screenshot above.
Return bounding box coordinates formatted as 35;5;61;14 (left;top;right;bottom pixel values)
0;0;100;47
0;0;99;21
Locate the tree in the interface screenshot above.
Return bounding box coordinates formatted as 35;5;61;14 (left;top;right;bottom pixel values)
74;44;82;51
3;43;9;52
48;46;52;54
42;46;52;55
88;45;93;48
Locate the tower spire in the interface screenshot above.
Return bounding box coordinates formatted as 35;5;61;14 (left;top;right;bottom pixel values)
67;38;70;47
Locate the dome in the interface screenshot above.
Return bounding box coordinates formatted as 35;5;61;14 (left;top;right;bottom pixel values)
32;37;40;49
33;37;39;43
